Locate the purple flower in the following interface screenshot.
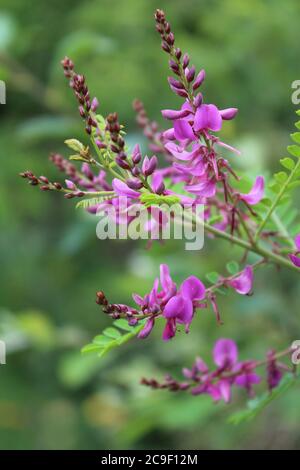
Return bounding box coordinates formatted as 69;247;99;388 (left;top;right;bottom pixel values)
213;339;238;369
162;275;206;340
228;265;253;295
288;234;300;268
234;361;261;396
173;119;196;141
161;108;190;120
194;104;223;132
185;178;217;198
142;156;158;176
112;178;140;199
239;176;265;205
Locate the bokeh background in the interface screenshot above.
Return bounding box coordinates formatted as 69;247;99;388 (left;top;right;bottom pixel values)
0;0;299;450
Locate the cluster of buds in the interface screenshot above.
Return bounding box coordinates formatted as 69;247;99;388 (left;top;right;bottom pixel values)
49;153;80;182
155;9;205;102
19;169;86;199
19;171;62;192
133;99;167;155
61;56;99;135
105;112;126;163
142;339;297;403
96;291;140;326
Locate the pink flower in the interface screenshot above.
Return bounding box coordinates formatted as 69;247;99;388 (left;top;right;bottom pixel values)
213;339;238;369
288;234;300;268
239;176;265;205
228;265;253;295
162;275;206;340
112;178;140;199
194;104;223;132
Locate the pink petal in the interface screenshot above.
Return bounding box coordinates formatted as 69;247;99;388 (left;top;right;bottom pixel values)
138;317;155;339
180;276;206;301
240;176;265;205
174;119;196;141
162;319;176;341
228;265;253;295
161;108;190;120
213;338;238;368
163;295;185;319
194;104;222;132
176;298;193;324
218;380;231;403
160;264;174;292
219;107;238;120
132;293;144;306
289;254;300;268
185;178;216;197
165;142;195;161
112;178;140;198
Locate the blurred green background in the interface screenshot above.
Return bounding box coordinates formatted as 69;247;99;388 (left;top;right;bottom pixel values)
0;0;300;450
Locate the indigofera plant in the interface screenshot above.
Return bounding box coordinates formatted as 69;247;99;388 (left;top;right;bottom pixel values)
20;9;300;409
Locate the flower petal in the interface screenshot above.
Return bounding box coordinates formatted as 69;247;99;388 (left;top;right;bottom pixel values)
239;176;265;205
213;338;238;368
174;119;196;141
219;107;238;120
112;178;140;198
289;254;300;268
181;276;206;301
161;108;190;120
185;178;216;197
163;295;185;319
228;265;253;295
194;104;222;132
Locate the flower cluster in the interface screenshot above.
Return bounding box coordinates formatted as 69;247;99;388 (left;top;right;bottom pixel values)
20;8;300;406
95;264;254;341
142;339;296;403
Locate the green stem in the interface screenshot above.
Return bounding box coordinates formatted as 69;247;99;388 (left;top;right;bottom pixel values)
184;211;299;273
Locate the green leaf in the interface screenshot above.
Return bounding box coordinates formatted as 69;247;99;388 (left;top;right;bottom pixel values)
260;197;272;207
290;132;300;145
287;145;300;158
103;327;121;339
65;138;85;152
93;334;112;346
81;320;145;359
226;261;240;275
81;343;103;354
140;193;180;208
268;182;281;194
280;158;295;171
229;374;297;424
205;272;220;283
295;121;300;130
274;171;288;184
76;196;114;209
113;318;135;331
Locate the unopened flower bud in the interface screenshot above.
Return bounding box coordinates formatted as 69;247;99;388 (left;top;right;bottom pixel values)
186;65;196;82
182;53;190;69
192;69;206;90
126;178;144;190
91;97;99;112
